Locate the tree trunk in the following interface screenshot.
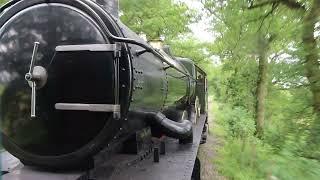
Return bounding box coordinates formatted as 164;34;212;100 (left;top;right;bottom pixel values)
302;0;320;147
303;0;320;117
255;35;270;138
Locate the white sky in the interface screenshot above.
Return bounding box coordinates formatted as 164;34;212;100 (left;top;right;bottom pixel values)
181;0;215;42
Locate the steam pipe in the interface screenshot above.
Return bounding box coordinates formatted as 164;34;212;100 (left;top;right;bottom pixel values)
147;112;193;140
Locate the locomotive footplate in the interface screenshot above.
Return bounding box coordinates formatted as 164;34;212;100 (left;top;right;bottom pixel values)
2;114;207;180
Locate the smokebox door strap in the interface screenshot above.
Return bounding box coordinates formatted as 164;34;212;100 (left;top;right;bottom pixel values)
55;103;120;113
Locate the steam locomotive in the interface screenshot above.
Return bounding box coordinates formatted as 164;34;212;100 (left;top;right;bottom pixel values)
0;0;208;171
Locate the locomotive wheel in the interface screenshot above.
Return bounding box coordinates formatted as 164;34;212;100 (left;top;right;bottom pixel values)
191;157;201;180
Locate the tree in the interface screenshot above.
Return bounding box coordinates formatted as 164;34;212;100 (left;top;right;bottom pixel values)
255;34;274;138
301;0;320;157
248;0;320;159
120;0;196;40
120;0;212;69
202;0;320;178
202;0;281;138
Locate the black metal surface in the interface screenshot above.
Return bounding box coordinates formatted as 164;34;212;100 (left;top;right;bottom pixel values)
0;0;208;170
178;58;197;101
160;141;166;155
2;114;206;180
91;114;207;180
117;19;191;113
153;148;160;163
0;0;126;168
0;3;112;155
3;167;83;180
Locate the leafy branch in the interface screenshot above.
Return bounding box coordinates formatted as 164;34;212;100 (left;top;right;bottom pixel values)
248;0;305;10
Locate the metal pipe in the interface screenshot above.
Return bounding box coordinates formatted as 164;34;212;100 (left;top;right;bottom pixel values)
147;112;193;140
0;0;20;13
95;0;119;18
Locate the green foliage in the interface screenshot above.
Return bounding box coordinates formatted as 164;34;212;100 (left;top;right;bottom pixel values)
0;0;7;6
215;138;271;180
120;0;196;40
120;0;213;77
205;0;320;179
168;38;214;73
216;105;255;139
216;138;320;180
270;154;320;180
213;101;320;180
168;38;210;64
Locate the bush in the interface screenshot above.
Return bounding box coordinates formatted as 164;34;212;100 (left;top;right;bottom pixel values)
215;137;272;180
213;101;320;180
216;105;256;139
